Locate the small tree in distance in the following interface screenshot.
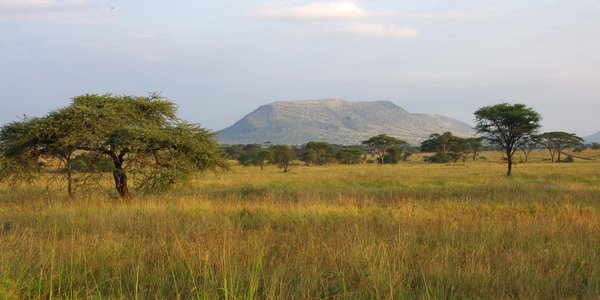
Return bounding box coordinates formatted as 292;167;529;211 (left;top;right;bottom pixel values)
361;134;407;164
474;103;541;176
272;145;296;172
538;132;584;162
518;135;540;163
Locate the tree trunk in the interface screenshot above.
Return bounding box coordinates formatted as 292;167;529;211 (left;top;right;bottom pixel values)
557;149;562;162
64;154;74;198
67;167;73;198
506;152;513;176
109;152;131;198
113;169;131;198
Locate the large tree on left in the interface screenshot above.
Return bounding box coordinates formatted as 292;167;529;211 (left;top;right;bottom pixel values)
0;93;227;198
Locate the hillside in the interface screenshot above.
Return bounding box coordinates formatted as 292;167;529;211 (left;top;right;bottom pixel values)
584;131;600;143
218;99;475;145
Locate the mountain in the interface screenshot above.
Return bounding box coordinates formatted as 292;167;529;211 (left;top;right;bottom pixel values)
218;99;475;145
584;131;600;143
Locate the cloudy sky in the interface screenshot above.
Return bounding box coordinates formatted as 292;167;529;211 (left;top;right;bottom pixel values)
1;0;599;136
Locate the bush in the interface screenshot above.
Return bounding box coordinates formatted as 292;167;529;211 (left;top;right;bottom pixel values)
424;152;450;163
562;155;575;163
70;153;114;172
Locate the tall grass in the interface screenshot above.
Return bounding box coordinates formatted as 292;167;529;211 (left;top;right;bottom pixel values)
0;150;599;298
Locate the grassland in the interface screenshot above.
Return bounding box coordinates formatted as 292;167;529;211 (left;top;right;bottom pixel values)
1;150;599;299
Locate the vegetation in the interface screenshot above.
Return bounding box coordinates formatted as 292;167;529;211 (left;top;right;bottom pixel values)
272;145;296;172
518;135;541;163
420;132;482;164
1;150;599;299
1;100;597;298
538;132;584;163
362;134;408;164
474;103;542;175
0;94;227;198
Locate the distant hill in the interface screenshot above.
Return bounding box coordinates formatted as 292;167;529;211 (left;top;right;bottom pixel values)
584;131;600;143
218;99;475;145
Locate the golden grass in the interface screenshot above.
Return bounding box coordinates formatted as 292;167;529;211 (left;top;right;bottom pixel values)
0;150;599;298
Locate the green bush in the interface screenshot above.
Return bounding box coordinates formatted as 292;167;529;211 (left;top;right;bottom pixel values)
70;153;114;172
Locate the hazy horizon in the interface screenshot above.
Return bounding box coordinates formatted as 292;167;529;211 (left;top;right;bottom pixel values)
1;0;599;136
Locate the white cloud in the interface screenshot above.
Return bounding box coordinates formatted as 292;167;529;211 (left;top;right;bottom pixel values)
348;23;418;38
0;0;106;22
416;11;477;19
0;0;85;12
254;1;371;21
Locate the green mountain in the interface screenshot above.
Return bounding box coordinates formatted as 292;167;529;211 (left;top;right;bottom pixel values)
218;99;475;145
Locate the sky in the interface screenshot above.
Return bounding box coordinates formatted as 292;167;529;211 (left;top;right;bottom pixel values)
1;0;599;136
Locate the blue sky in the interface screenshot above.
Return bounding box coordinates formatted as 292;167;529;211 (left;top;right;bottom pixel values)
1;0;599;136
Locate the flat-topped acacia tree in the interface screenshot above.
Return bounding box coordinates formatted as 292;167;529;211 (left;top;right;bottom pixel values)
474;103;541;176
537;131;584;162
361;134;407;164
0;93;227;198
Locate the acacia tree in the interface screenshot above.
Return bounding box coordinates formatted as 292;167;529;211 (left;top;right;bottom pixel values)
538;132;584;162
466;138;483;161
361;134;407;164
0;93;227;198
336;146;364;164
474;103;541;176
518;135;540;163
303;141;335;166
272;144;296;172
421;133;480;164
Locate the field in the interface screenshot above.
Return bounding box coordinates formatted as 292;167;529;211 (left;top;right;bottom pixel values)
1;150;599;299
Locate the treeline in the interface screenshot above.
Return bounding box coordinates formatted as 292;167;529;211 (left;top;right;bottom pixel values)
222;135;422;172
222;133;475;171
223;142;368;171
223;130;593;171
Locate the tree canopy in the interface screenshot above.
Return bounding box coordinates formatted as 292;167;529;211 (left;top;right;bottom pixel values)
272;145;296;172
0;93;227;197
474;103;541;175
537;132;584;162
361;134;407;164
421;132;482;164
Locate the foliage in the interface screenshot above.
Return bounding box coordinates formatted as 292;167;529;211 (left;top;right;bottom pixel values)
0;93;227;197
302;141;336;165
272;145;296;172
421;132;482;164
336;146;365;164
69;152;114;172
423;152;450;163
383;144;412;164
238;148;273;171
474;103;541;175
518;135;541;163
361;134;408;164
537;132;584;163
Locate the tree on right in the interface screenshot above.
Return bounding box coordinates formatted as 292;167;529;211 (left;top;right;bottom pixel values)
537;132;584;163
474;103;541;176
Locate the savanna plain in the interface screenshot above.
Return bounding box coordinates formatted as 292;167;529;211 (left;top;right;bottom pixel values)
1;150;599;299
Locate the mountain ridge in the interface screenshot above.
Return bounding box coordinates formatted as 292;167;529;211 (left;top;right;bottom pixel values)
218;99;475;145
584;131;600;143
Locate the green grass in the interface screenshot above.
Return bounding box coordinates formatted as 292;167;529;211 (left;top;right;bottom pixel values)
1;150;599;298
